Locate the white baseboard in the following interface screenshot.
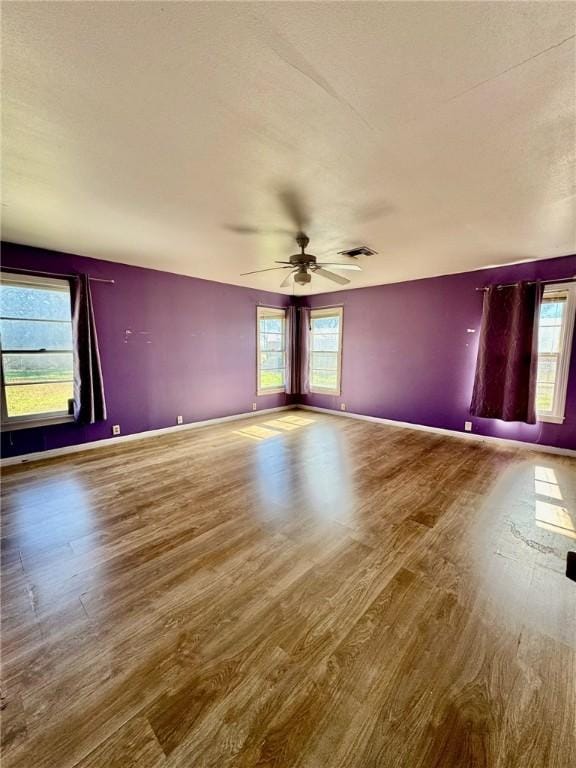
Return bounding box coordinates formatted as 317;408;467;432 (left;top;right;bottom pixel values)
298;405;576;457
3;403;574;466
1;405;295;466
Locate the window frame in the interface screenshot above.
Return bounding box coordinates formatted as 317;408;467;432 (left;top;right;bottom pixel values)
536;282;576;425
309;306;344;396
256;306;287;396
0;271;75;430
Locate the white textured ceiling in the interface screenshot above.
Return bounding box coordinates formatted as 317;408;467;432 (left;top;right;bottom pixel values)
2;2;575;294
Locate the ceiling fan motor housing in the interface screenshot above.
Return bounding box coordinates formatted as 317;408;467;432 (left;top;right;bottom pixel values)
289;253;316;266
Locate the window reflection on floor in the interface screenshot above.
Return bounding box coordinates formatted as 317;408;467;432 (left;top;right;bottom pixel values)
301;426;353;522
11;477;94;552
246;415;353;525
534;466;575;540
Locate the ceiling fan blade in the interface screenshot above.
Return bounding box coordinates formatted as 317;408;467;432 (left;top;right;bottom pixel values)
315;263;362;271
280;270;297;288
276;187;310;231
274;261;295;265
313;268;350;285
240;266;293;276
226;224;294;236
226;225;261;235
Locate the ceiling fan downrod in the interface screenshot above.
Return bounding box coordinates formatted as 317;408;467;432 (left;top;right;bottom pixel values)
296;232;309;252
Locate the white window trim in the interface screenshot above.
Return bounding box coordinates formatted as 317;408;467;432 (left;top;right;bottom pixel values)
1;271;75;429
256;306;287;396
309;306;344;396
537;282;576;425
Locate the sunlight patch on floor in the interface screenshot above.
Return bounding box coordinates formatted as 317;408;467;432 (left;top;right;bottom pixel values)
534;479;563;500
279;415;316;426
534;466;575;540
534;466;558;483
233;414;315;441
264;419;300;431
233;425;282;441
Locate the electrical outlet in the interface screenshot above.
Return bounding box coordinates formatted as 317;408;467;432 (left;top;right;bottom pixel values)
464;421;472;432
177;415;183;425
340;403;346;411
252;403;257;411
112;424;121;436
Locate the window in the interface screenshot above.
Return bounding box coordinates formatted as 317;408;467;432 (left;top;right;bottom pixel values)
1;272;75;427
309;307;343;395
536;283;576;424
257;306;286;395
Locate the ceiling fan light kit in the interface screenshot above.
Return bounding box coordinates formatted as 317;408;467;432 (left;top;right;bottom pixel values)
294;269;311;285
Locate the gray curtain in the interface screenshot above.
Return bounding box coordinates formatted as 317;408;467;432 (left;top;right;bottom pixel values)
470;281;541;423
71;275;107;424
286;305;310;395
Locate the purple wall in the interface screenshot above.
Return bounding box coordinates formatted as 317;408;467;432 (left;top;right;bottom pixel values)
1;243;290;458
2;243;575;458
300;254;576;451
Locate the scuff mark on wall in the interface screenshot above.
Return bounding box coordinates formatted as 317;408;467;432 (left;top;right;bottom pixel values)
124;329;152;344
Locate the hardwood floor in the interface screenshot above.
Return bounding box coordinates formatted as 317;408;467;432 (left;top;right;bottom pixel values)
1;410;575;768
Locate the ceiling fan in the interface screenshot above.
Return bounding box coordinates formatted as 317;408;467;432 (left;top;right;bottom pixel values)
233;186;367;287
240;232;362;287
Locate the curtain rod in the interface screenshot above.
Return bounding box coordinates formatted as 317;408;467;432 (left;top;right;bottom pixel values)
1;267;115;284
476;275;576;292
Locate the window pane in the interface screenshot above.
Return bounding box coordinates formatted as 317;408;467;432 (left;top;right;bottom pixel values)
538;298;565;355
540;298;565;321
0;284;71;321
0;318;73;350
311;352;338;370
537;356;557;385
311;370;337;389
260;351;284;370
311;333;339;352
260;332;284;352
259;317;283;333
2;352;74;383
5;381;73;417
536;382;555;414
538;325;562;354
311;315;340;331
260;370;284;389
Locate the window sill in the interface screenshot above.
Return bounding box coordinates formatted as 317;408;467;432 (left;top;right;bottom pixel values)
309;388;341;396
1;414;74;431
537;414;565;425
257;388;286;396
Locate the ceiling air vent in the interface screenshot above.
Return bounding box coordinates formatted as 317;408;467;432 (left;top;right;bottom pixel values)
337;246;377;258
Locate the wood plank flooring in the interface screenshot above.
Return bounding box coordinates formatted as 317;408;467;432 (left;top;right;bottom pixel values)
1;410;575;767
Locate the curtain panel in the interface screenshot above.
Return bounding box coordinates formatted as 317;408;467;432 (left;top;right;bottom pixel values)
470;281;541;423
71;275;107;424
286;306;310;395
